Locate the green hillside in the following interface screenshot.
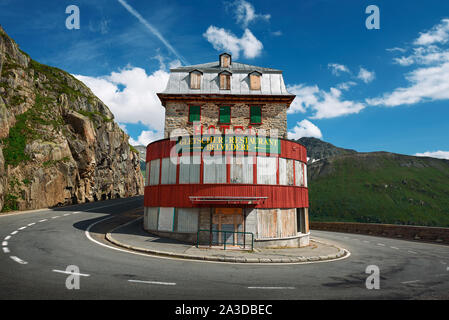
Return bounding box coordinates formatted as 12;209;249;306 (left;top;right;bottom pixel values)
308;152;449;227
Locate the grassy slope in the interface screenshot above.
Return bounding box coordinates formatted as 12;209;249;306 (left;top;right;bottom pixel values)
308;153;449;227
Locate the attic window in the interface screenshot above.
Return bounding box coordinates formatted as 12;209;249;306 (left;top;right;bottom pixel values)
219;72;231;90
190;70;202;89
220;54;231;68
249;72;261;90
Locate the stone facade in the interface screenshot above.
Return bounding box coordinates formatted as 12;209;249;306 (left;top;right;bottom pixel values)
164;101;288;139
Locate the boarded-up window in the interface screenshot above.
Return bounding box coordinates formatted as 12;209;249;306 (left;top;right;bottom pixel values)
279;158;294;186
145;162;150;186
158;207;175;231
145;207;159;230
279;209;297;238
250;106;262;124
257;156;277;185
220;73;231;90
219;106;231;123
190;72;201;89
257;209;277;239
203;155;227;184
149;159;160;185
231;156;253;184
304;164;308;187
176;208;198;233
221;55;230;68
250;74;261;90
189;105;201;123
295;160;304;186
161;157;177;185
179;156;200;184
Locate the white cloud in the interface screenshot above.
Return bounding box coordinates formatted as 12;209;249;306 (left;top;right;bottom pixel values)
129;130;163;146
393;56;415;66
287;84;319;114
357;67;376;83
414;18;449;46
287;84;365;119
328;63;350;76
415;150;449;160
337;81;357;91
367;62;449;107
233;0;271;28
386;47;407;53
203;26;263;59
288;120;323;140
75;65;169;135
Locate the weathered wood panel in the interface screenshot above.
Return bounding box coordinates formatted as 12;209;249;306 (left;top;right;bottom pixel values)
295;160;303;186
203;156;226;183
230;156;253;184
158;207;175;231
177;208;199;233
278;209;297;238
145;207;159;231
149;159;160;185
257;209;277;239
257;156;277;185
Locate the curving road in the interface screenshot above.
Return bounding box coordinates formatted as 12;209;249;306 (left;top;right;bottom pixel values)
0;196;448;300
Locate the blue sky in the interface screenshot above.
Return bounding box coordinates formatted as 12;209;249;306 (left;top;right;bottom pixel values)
1;0;449;158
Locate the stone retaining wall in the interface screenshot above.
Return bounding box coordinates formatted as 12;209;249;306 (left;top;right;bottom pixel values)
310;222;449;245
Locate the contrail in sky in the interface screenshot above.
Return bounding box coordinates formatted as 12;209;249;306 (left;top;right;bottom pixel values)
117;0;189;65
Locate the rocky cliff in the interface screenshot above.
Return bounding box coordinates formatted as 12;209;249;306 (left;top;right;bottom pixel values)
0;26;144;212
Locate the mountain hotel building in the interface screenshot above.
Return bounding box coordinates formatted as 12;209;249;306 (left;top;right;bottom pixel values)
143;53;309;248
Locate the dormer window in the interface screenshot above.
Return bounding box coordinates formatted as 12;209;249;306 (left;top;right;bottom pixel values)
190;70;202;89
249;71;262;90
219;71;232;90
219;53;231;68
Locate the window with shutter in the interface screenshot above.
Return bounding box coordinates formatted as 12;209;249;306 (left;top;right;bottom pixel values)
219;106;231;124
250;106;262;124
189;105;201;123
250;74;261;90
190;72;201;89
220;73;231;90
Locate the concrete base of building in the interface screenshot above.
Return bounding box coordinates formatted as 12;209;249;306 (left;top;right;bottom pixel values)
254;233;310;249
143;206;310;249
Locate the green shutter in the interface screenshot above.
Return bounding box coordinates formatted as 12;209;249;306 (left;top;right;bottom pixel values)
251;106;261;124
219;106;231;123
189;106;201;122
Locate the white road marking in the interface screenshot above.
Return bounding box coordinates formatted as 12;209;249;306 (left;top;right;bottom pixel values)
2;241;8;246
4;236;11;241
27;223;36;226
51;216;60;219
63;213;70;216
18;226;27;230
377;243;385;246
52;269;90;277
128;280;176;286
390;246;399;250
447;267;449;272
39;219;47;223
73;211;81;214
408;250;417;254
401;280;420;284
10;256;28;264
2;247;10;253
10;231;18;235
247;287;296;290
363;240;370;243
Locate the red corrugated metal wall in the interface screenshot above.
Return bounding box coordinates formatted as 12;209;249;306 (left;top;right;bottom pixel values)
144;184;308;209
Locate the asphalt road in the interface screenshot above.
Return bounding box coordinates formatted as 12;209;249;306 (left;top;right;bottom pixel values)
0;196;448;300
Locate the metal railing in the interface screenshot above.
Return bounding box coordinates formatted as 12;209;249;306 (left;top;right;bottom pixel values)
196;229;254;251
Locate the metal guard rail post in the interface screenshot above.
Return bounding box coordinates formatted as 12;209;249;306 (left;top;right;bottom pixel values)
196;229;254;251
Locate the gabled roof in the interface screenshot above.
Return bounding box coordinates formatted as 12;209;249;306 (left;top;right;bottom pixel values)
160;56;293;97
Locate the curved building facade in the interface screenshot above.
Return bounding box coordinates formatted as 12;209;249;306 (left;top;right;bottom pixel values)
143;53;309;248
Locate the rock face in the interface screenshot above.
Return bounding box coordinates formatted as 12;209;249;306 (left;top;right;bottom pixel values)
0;26;144;212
